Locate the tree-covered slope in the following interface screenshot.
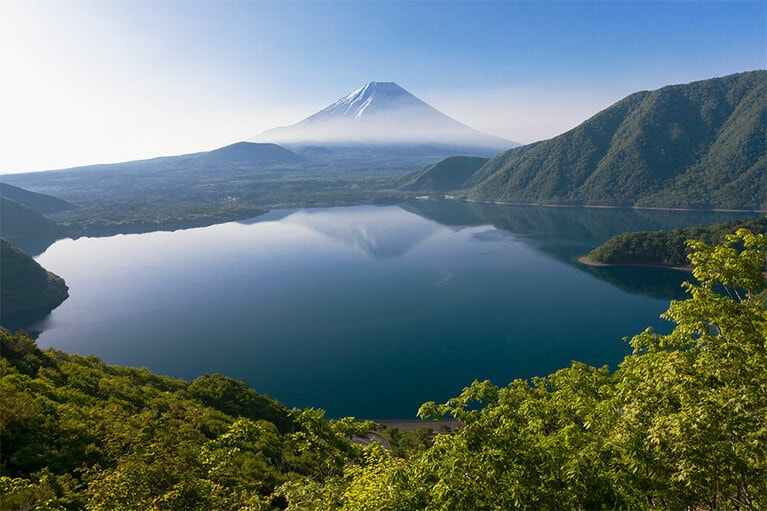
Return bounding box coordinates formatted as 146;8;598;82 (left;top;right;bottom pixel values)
469;71;766;210
396;156;489;192
0;328;378;510
585;216;767;267
0;238;69;323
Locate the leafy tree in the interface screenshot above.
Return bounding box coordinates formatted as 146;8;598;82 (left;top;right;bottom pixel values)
616;228;767;508
188;374;294;433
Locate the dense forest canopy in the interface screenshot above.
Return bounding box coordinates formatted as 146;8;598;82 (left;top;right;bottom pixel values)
396;156;489;192
1;228;765;510
467;71;766;210
586;216;767;267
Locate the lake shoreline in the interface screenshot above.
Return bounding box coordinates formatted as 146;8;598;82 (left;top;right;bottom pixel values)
28;204;752;419
464;198;767;214
377;419;460;432
577;255;693;272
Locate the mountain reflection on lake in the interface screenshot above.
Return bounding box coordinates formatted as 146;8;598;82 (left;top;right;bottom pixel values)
27;203;756;418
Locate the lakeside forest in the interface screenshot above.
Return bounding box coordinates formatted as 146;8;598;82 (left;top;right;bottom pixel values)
2;229;766;509
1;72;766;509
585;216;767;268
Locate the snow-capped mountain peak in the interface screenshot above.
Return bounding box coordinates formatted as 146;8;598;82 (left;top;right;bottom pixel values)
256;82;516;152
304;81;432;122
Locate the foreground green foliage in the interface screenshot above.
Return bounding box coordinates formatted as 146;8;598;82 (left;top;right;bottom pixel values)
586;216;767;267
0;333;374;510
2;229;765;509
281;228;767;510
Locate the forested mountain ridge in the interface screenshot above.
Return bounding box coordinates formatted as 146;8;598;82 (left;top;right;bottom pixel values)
396;156;489;192
0;183;75;214
0;197;64;250
468;71;766;210
0;181;72;254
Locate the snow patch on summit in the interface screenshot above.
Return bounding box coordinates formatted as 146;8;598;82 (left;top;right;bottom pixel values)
256;81;516;151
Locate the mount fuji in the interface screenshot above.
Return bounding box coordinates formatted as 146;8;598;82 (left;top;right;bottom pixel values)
256;82;516;156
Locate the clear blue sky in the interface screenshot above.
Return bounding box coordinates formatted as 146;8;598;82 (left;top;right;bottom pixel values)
1;0;764;173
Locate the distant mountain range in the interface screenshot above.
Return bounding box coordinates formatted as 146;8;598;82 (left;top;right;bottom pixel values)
257;81;516;156
4;80;514;178
455;71;765;210
40;142;307;174
2;73;763;217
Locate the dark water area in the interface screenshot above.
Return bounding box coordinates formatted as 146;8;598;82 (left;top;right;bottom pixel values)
23;203;756;418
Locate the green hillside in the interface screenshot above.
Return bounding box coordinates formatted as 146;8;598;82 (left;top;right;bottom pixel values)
396;156;489;192
0;327;385;510
0;238;69;322
468;71;766;210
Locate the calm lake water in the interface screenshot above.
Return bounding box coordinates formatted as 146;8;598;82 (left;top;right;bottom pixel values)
26;202;755;418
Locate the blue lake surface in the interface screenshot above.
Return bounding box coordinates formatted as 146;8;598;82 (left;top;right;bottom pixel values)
27;202;755;418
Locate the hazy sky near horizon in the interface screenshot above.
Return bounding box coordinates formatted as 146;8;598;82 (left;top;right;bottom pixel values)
1;0;765;174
